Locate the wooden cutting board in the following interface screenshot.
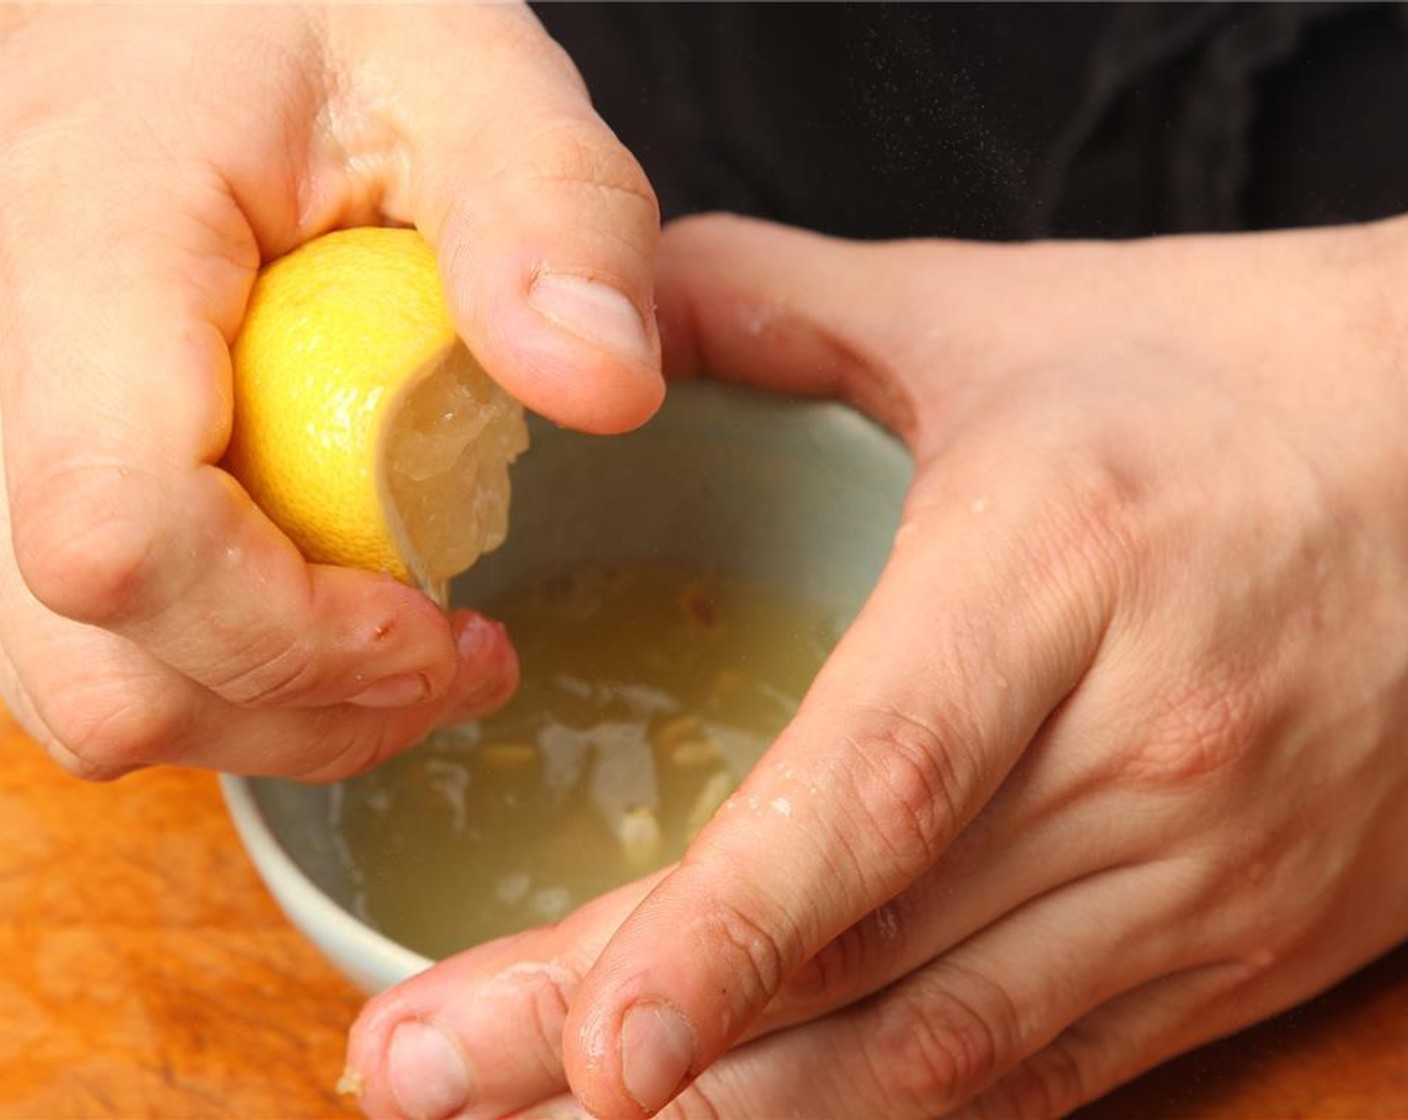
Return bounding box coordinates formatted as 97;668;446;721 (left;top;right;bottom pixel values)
1;708;1405;1119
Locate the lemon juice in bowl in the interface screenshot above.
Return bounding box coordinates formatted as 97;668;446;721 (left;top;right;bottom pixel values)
332;559;836;957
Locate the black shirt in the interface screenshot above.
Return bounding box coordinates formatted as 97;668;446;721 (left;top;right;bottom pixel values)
534;2;1408;240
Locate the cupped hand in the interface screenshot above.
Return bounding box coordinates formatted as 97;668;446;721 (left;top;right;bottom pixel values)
0;5;661;779
346;212;1408;1119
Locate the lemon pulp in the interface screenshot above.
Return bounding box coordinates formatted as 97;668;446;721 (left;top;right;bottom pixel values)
385;345;529;598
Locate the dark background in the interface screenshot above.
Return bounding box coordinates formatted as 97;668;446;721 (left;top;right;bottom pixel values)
535;3;1408;240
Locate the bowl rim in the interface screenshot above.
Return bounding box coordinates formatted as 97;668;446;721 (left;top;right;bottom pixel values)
219;773;433;983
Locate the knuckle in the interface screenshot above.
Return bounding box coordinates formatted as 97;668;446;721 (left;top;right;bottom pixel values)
507;116;658;222
824;702;970;881
1027;1040;1091;1118
290;713;411;783
875;977;1016;1113
10;465;158;625
1200;835;1309;967
524;973;572;1077
496;962;574;1079
48;748;128;783
1020;442;1145;603
881;1007;994;1111
788;902;902;1013
49;688;186;778
788;924;869;1012
1116;665;1263;790
686;885;797;1014
981;1044;1089;1120
207;632;320;707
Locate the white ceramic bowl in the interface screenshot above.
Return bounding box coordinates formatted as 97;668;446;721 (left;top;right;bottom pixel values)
222;380;912;993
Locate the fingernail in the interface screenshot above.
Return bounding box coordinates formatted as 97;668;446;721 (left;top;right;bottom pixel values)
455;613;503;666
444;616;515;721
529;272;651;363
620;1002;694;1116
387;1020;475;1120
349;672;431;709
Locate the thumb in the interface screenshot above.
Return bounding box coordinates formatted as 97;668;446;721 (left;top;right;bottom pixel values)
657;214;928;436
656;213;1034;446
335;5;662;434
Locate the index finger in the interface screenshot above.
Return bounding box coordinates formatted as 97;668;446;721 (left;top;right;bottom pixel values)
559;462;1112;1118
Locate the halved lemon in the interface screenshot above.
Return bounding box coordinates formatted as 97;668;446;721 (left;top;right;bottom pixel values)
223;227;528;602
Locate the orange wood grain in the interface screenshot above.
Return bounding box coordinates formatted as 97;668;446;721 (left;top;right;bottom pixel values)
1;705;1405;1119
0;711;363;1119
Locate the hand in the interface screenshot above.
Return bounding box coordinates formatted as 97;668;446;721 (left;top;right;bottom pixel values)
344;211;1408;1118
0;4;661;779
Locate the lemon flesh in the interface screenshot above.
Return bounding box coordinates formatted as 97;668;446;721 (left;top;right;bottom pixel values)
386;342;528;589
224;227;527;600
